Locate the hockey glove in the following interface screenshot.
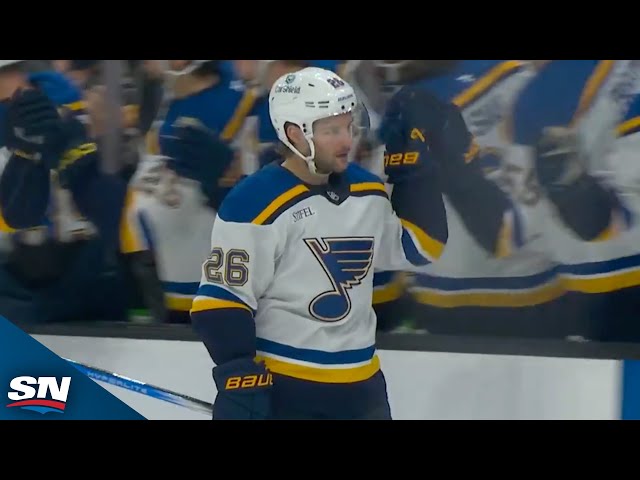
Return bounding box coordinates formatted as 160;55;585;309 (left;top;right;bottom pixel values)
430;102;477;173
161;120;235;208
383;90;473;185
212;357;272;420
3;88;68;169
534;126;586;193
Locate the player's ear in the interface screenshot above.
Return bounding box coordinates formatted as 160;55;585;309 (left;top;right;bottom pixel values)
285;122;303;147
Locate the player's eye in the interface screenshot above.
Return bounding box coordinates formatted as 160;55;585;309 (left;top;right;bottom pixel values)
318;126;339;136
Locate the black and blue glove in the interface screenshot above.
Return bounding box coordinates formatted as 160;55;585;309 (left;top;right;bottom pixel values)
212;357;272;420
4;87;94;176
382;87;473;185
161;120;236;209
3;88;68;170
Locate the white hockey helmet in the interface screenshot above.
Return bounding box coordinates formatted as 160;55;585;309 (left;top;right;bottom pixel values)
269;67;358;174
0;60;26;70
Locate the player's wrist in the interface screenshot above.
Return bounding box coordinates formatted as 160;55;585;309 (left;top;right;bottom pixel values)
213;357;272;391
211;357;273;420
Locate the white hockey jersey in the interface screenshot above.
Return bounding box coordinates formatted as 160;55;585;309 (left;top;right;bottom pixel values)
122;79;259;314
511;60;640;297
191;162;446;383
394;60;558;310
120;153;217;312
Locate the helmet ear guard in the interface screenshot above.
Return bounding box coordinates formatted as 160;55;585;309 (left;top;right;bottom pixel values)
279;118;320;174
268;67;358;174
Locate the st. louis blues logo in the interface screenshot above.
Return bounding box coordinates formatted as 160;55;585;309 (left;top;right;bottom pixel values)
304;237;375;322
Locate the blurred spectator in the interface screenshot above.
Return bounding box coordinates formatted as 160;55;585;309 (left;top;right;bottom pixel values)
121;60;252;324
0;60;129;324
4;59;639;348
510;60;640;342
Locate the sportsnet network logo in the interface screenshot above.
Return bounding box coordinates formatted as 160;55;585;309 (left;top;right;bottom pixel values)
6;376;71;414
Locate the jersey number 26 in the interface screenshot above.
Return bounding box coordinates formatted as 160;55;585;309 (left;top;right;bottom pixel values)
204;248;250;287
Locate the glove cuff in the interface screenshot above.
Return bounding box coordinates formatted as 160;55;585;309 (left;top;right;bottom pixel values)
213;357;273;393
212;357;273;420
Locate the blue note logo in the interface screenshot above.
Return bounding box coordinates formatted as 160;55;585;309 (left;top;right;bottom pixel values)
6;376;71;415
304;237;375;322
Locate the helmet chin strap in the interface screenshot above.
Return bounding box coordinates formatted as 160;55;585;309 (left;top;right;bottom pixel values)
303;137;320;175
286;134;327;176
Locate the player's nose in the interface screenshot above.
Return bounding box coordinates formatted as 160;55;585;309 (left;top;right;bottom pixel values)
339;130;353;151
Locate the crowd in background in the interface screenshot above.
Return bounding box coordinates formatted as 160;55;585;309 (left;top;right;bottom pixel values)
2;60;640;345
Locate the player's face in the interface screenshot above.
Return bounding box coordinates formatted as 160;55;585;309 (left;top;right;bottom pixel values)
312;113;354;174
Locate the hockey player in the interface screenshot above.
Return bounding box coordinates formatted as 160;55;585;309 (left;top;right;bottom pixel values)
0;60;129;323
351;60;562;337
190;67;465;420
121;60;256;323
231;60;310;173
231;60;345;172
513;60;640;341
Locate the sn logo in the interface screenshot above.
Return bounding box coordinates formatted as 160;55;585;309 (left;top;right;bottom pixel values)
7;376;71;415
